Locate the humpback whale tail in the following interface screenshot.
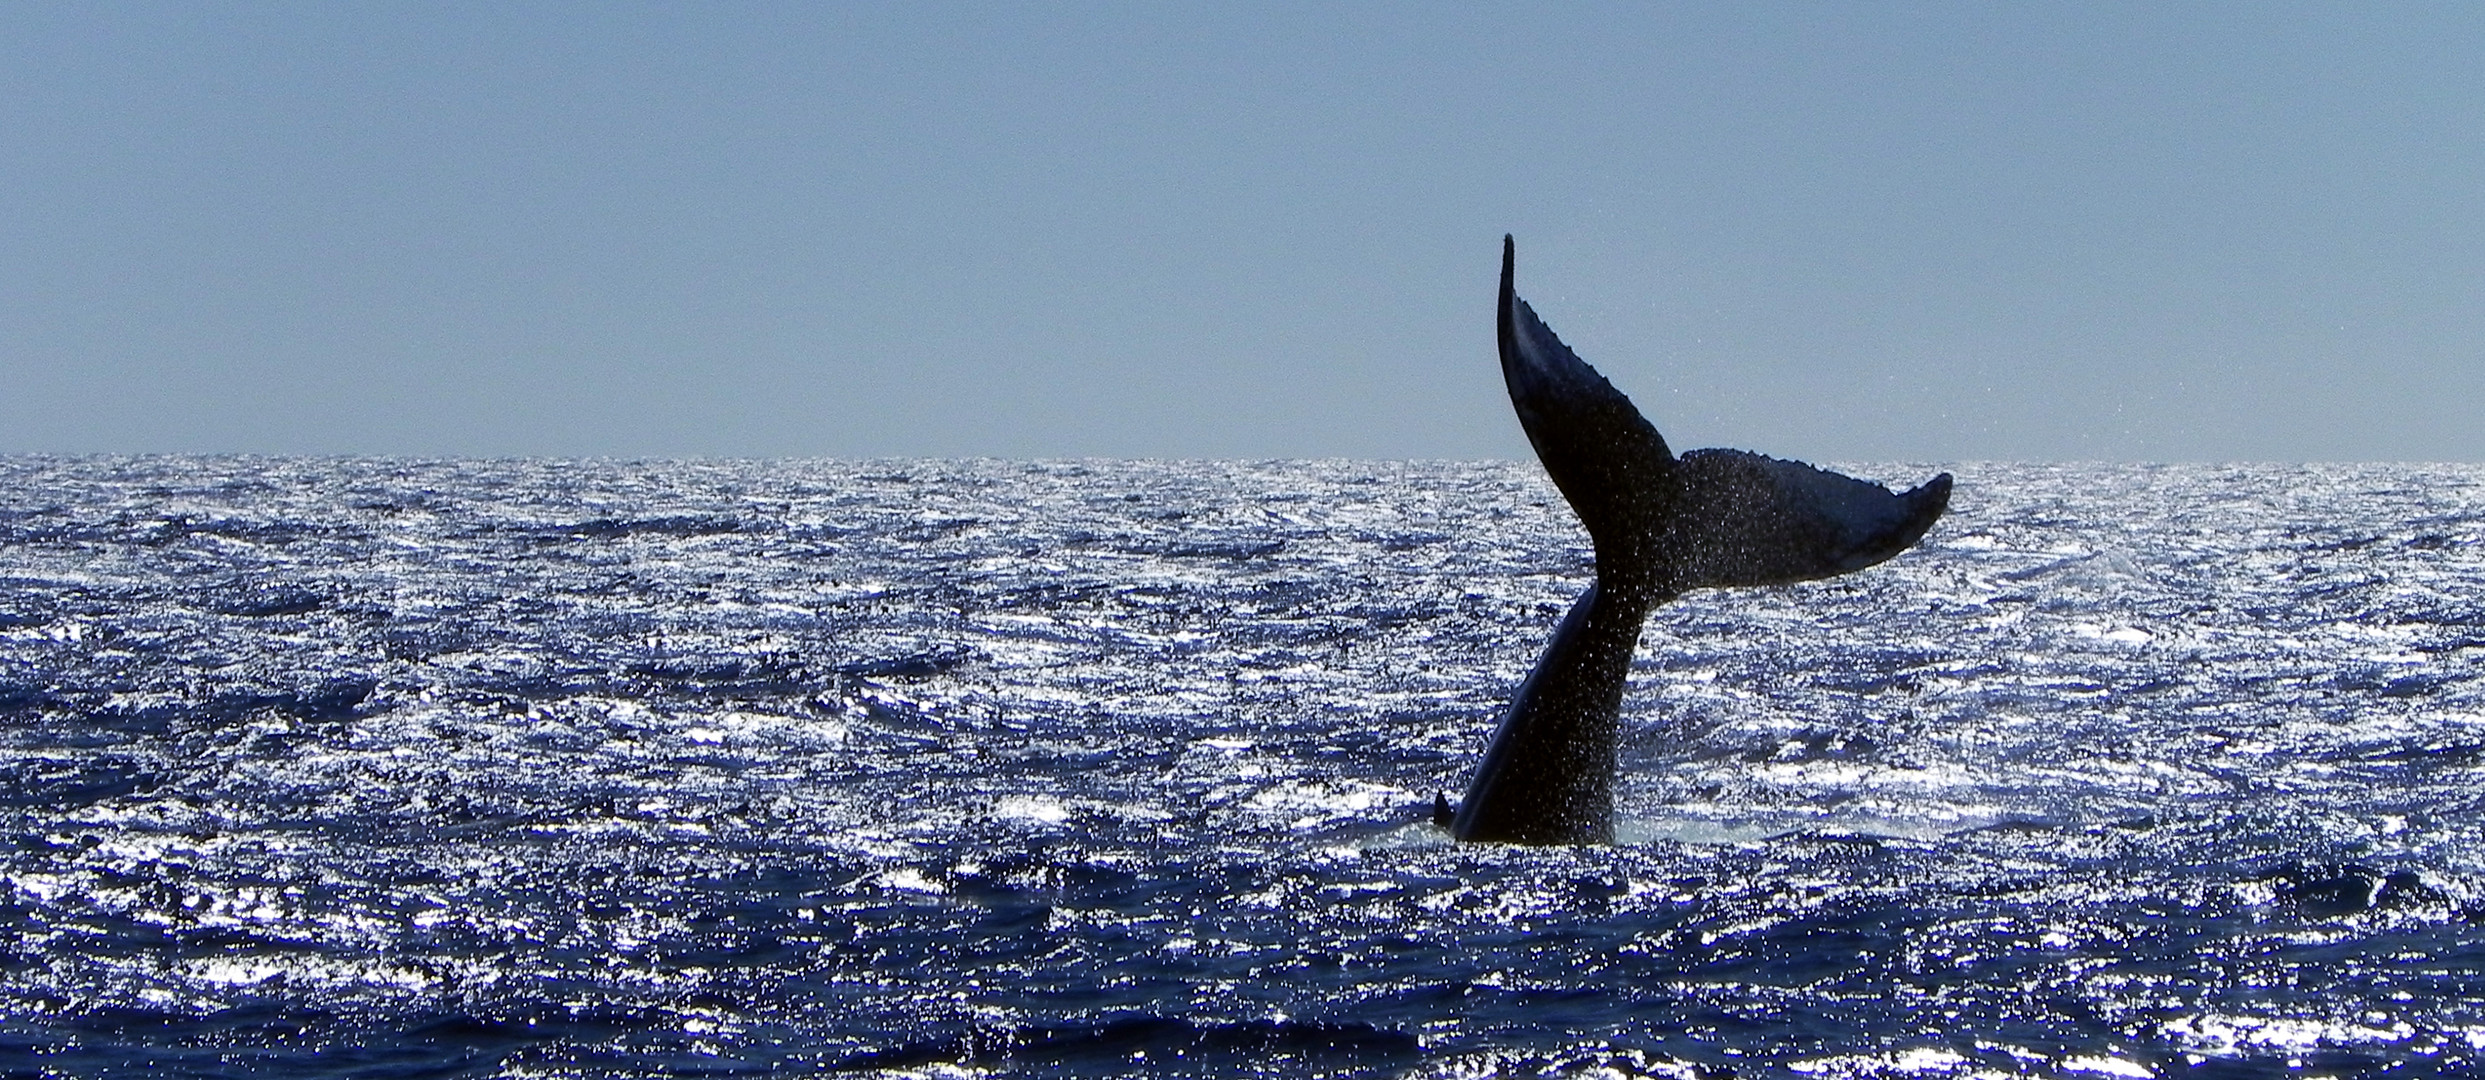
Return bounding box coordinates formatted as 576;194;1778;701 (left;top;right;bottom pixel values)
1452;236;1950;844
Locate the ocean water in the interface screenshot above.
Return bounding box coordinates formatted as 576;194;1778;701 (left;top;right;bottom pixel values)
1;456;2481;1079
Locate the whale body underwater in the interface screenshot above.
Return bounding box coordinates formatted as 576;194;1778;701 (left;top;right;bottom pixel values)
1448;237;1953;845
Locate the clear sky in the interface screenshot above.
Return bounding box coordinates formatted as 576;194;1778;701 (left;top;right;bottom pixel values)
5;3;2481;462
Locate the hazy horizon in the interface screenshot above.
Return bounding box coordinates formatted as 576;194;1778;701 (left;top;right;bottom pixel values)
8;4;2483;463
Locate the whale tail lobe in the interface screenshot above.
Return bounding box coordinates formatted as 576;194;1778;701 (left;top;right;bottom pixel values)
1454;236;1951;844
1494;234;1951;599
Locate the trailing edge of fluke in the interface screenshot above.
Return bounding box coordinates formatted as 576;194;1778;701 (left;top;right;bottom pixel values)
1448;235;1952;845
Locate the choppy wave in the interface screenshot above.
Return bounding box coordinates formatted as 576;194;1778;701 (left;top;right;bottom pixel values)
2;457;2482;1077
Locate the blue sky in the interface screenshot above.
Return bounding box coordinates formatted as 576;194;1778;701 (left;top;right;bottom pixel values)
5;3;2481;461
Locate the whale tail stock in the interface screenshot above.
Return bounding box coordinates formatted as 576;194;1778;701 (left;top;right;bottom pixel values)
1451;235;1951;844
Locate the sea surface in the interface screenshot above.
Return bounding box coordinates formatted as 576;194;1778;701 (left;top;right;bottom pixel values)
2;457;2482;1079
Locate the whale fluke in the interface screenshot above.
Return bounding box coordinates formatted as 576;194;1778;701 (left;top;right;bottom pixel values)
1672;449;1951;589
1451;236;1951;844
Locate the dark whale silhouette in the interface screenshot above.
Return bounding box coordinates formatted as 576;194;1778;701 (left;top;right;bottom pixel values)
1449;236;1952;844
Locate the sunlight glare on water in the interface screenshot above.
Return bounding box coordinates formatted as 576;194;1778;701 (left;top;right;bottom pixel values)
0;457;2481;1076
